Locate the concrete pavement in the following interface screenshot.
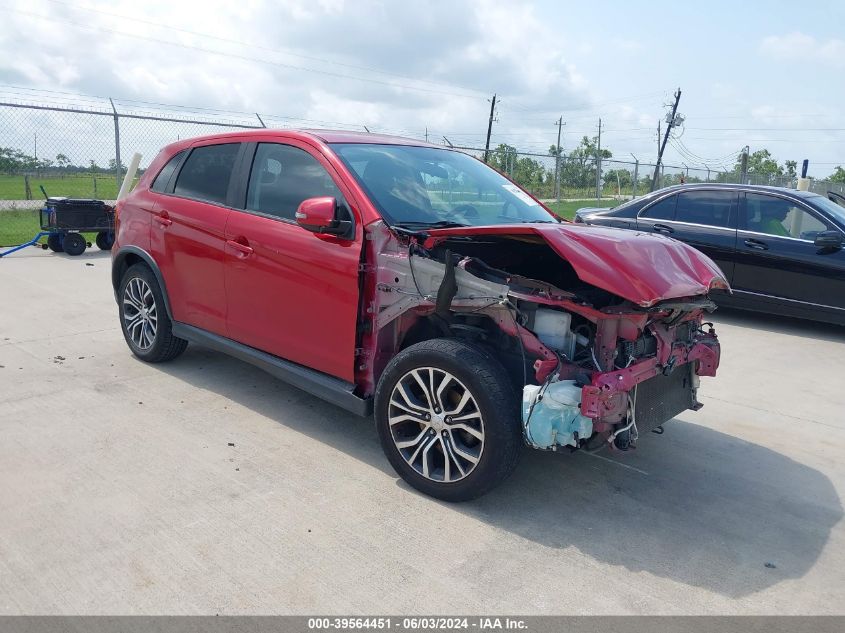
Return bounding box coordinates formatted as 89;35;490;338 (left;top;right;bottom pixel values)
1;247;843;614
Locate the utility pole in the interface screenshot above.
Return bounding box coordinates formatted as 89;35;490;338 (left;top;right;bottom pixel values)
483;93;497;163
554;116;565;201
595;117;602;200
650;88;682;192
425;127;428;143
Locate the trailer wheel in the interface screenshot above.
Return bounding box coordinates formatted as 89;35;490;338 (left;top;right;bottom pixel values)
96;231;115;251
47;233;64;253
62;233;86;256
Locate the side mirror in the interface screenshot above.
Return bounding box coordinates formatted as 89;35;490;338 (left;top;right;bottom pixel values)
814;230;843;250
295;197;352;236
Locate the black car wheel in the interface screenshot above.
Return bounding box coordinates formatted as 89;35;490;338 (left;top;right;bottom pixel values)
374;338;521;502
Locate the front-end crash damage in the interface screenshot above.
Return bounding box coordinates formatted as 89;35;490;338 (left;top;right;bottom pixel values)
355;221;726;453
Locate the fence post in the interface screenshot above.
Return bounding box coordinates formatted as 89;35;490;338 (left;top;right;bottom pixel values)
109;98;121;189
24;174;32;200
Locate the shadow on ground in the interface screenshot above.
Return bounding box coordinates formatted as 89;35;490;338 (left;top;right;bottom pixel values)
712;307;845;344
153;344;842;600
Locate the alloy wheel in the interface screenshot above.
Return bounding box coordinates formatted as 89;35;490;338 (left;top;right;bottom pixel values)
122;277;158;350
388;367;485;483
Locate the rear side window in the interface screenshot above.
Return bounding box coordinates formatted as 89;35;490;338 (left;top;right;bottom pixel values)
246;143;345;221
675;190;735;228
641;194;676;220
173;143;240;205
150;150;186;193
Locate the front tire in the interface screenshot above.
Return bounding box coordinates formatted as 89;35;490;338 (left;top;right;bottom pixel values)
118;263;187;363
374;338;521;502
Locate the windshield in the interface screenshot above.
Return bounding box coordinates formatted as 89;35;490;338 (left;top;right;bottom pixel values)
809;194;845;226
330;143;558;227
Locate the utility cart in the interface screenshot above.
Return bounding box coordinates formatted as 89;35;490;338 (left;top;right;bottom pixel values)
0;197;115;258
40;197;115;256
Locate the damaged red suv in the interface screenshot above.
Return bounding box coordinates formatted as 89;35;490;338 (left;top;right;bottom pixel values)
112;130;726;501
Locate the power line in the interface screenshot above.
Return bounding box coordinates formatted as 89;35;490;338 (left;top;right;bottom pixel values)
2;5;489;101
39;0;491;98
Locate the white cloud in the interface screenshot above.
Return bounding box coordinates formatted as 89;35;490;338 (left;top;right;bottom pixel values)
759;32;845;67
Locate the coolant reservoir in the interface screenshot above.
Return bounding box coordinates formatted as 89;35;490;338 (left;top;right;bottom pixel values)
533;308;574;357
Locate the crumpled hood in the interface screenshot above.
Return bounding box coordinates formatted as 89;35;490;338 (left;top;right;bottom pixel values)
425;223;729;307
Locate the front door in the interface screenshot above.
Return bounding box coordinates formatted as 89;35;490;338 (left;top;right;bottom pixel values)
733;192;845;310
224;141;362;382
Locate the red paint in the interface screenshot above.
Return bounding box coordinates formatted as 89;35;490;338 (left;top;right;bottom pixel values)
295;196;337;230
116;129;722;417
425;223;730;307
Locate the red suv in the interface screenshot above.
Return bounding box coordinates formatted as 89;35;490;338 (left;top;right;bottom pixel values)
112;130;726;501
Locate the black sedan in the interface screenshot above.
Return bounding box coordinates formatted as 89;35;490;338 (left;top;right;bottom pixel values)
574;183;845;325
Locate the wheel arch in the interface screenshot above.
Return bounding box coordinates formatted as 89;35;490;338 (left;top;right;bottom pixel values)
112;246;173;320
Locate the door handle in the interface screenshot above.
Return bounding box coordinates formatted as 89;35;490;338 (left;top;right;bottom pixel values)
154;210;172;227
744;238;768;251
226;239;254;257
653;223;674;235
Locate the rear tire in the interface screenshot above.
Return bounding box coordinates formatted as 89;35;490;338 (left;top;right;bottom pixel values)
47;233;63;253
118;263;187;363
374;338;522;502
62;232;86;256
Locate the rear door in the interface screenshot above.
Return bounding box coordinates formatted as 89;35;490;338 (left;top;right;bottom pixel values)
223;141;363;382
637;189;737;283
733;192;845;310
668;189;738;282
150;141;243;336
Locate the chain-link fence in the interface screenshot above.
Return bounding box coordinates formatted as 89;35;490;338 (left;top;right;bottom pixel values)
1;98;843;205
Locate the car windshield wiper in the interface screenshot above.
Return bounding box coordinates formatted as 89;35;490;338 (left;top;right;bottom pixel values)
391;220;469;230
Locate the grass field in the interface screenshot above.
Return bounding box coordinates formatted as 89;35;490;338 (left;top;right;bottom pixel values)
0;210;98;249
0;199;610;247
0;174;138;200
544;199;615;219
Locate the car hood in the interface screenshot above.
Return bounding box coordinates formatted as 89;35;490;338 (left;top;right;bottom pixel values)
425;223;729;307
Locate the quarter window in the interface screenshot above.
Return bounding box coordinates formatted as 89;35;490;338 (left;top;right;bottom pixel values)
640;195;676;220
675;191;735;228
246;143;345;221
150;150;185;193
745;193;831;240
173;143;240;205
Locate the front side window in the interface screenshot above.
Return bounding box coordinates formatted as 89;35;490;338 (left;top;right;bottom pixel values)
247;143;344;221
675;190;735;228
173;143;240;205
640;194;676;220
330;143;557;227
745;193;831;240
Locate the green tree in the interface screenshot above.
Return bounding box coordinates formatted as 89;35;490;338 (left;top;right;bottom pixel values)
784;160;797;179
736;149;783;181
828;166;845;183
55;154;71;169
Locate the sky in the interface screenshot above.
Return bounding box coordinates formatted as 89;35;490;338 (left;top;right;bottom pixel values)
1;0;844;177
